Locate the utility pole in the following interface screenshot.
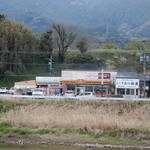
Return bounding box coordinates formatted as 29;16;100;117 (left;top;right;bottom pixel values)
142;40;149;98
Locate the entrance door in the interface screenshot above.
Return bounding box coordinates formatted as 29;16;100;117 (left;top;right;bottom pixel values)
76;87;85;95
95;86;107;97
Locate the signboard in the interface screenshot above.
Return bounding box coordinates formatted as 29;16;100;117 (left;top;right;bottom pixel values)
140;56;150;62
60;80;111;85
86;72;111;80
85;72;98;80
36;77;61;84
116;79;139;89
98;73;111;79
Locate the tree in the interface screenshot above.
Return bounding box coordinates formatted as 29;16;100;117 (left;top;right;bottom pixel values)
0;19;35;74
103;41;117;49
53;23;77;62
0;14;5;22
124;40;144;50
39;30;53;59
76;36;89;53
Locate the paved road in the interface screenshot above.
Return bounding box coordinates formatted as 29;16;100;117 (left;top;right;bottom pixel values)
0;94;150;101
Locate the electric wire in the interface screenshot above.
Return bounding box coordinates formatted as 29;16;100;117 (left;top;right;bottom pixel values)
0;49;147;77
0;49;140;54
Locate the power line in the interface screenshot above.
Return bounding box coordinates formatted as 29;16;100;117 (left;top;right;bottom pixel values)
0;62;48;66
0;49;140;54
0;61;145;66
0;73;52;77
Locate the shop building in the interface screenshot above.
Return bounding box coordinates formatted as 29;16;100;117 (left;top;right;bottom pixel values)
13;70;150;98
14;80;37;95
115;72;149;98
36;77;66;96
60;70;117;96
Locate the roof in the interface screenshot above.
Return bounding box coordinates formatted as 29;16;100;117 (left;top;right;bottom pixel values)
117;72;145;80
14;80;36;88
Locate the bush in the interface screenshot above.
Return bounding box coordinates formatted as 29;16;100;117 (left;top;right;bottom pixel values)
12;128;32;135
36;129;57;135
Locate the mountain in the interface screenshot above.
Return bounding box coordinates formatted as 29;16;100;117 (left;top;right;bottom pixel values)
0;0;150;38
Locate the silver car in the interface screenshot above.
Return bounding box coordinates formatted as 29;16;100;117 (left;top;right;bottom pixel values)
0;87;8;94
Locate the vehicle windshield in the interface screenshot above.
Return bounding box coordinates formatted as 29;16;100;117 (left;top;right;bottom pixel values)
66;92;73;94
33;89;43;92
85;93;91;95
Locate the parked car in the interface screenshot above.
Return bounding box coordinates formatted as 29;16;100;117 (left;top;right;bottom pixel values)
64;90;75;97
9;87;15;95
76;92;95;100
0;87;8;94
27;89;33;95
32;89;44;96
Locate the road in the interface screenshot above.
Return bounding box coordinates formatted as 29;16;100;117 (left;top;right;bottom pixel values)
0;94;150;101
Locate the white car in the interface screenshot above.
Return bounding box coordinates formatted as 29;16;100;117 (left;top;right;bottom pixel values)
64;90;75;97
9;87;15;95
32;89;44;96
76;92;96;100
0;87;8;94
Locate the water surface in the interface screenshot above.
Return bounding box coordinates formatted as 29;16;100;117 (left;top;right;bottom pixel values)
0;144;142;150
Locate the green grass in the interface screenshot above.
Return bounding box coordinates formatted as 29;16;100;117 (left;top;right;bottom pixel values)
0;100;13;113
36;129;58;135
0;122;149;146
0;122;32;135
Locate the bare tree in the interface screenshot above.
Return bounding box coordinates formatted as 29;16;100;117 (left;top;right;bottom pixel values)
53;23;77;62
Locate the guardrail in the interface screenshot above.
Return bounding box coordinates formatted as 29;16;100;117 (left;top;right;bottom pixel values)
0;94;150;101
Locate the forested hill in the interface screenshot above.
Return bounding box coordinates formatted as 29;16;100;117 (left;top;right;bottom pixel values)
0;0;150;38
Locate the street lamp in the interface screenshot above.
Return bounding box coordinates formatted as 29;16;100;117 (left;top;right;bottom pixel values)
142;40;149;98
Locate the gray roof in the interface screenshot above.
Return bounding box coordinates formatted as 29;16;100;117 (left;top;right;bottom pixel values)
117;72;145;80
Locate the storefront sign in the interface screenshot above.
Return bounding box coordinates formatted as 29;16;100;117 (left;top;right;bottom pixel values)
36;77;61;84
86;72;98;80
116;79;139;88
98;73;111;79
60;80;111;85
86;72;111;80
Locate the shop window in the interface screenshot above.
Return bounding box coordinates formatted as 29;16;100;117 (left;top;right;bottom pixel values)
131;89;134;95
126;89;130;95
136;89;139;95
85;86;93;92
117;89;125;95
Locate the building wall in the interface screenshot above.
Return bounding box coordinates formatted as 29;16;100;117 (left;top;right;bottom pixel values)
61;70;117;84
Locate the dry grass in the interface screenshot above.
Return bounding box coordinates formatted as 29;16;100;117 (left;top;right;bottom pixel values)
1;100;150;131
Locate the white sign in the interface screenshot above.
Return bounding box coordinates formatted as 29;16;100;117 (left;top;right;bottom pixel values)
85;72;98;80
140;56;150;62
36;77;61;84
85;72;111;80
116;79;139;89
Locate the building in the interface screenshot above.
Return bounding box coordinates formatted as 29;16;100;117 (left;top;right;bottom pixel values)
14;80;37;95
115;72;150;98
60;70;117;96
36;77;66;96
14;70;150;98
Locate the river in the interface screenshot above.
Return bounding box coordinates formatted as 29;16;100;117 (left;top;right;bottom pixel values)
0;144;144;150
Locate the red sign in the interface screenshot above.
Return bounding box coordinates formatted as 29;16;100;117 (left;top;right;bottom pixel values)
98;73;111;79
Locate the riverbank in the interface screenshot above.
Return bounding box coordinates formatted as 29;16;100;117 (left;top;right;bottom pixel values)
0;133;150;149
0;99;150;148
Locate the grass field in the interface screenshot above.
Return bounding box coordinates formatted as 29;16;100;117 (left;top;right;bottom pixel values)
0;99;150;146
0;99;149;131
